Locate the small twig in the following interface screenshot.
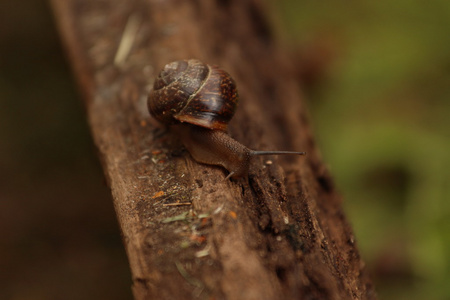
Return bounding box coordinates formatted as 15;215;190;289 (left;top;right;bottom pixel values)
175;261;204;288
114;14;141;66
163;202;192;207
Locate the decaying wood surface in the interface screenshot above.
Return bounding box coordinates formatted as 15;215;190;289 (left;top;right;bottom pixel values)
51;0;377;299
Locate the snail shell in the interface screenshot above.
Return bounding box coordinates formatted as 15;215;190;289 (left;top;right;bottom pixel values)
147;59;306;179
148;59;238;131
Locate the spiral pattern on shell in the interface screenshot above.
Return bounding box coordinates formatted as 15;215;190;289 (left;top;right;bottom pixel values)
148;59;239;131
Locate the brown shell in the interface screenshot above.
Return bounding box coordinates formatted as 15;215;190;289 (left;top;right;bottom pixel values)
148;59;239;130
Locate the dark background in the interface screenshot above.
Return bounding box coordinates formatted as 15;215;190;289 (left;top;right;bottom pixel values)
0;0;132;299
1;0;449;299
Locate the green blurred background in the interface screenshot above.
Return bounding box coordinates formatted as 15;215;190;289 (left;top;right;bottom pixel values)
0;0;448;299
278;1;450;300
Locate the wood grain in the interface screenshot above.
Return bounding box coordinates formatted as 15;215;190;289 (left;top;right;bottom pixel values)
51;0;376;299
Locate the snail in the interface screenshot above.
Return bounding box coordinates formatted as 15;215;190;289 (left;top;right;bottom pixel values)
148;59;305;179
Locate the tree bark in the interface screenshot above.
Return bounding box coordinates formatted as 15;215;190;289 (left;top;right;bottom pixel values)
51;0;377;299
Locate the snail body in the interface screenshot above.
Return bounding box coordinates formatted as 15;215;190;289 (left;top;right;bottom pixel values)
148;59;305;179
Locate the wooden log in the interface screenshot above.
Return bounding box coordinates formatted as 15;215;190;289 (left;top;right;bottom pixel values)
51;0;377;299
